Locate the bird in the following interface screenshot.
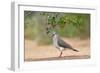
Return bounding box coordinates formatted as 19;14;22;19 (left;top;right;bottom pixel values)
51;32;79;57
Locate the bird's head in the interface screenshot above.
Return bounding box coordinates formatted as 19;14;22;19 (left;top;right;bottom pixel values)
51;32;57;37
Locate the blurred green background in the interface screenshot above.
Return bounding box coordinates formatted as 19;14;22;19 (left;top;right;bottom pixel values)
24;11;90;45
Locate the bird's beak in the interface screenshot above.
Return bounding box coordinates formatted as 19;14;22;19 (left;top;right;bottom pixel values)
51;34;54;37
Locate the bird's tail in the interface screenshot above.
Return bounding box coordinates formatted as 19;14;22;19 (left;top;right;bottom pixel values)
71;48;79;52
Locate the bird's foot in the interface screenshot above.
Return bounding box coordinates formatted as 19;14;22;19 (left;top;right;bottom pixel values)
59;51;62;58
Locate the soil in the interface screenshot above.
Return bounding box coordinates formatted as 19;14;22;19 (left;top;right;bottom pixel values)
24;38;90;61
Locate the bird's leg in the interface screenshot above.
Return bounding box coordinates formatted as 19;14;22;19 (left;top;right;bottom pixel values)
59;51;62;57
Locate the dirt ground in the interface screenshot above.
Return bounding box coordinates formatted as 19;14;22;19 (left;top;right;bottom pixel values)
24;38;90;61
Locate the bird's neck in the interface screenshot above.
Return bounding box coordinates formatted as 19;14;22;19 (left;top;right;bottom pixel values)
53;34;58;45
53;34;58;40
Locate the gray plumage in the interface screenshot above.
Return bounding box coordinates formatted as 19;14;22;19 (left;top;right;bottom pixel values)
57;37;78;52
